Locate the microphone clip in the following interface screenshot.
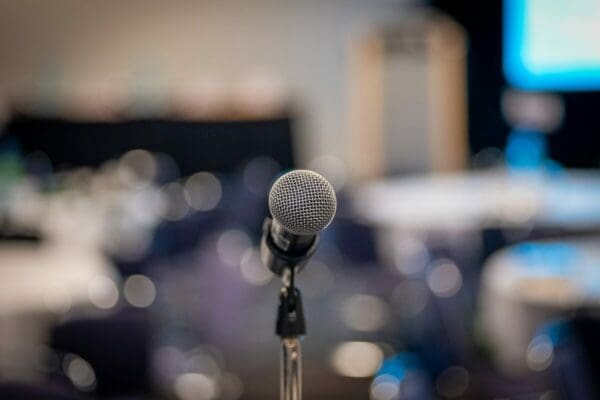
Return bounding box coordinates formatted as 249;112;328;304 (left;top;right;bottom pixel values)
276;272;306;338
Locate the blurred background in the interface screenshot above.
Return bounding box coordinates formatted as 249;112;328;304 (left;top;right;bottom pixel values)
1;0;600;399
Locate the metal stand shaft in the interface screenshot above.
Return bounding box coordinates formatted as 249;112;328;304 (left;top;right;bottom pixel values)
281;338;302;400
276;268;305;400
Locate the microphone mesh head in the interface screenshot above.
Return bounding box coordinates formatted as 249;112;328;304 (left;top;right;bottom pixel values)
269;170;337;235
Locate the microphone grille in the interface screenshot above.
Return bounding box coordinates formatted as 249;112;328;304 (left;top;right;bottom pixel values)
269;170;337;235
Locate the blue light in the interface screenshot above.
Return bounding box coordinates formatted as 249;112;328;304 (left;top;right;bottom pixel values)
504;0;600;91
505;129;546;170
510;242;580;277
376;353;421;380
535;319;571;346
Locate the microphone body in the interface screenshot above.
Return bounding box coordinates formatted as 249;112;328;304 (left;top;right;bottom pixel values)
270;219;315;254
260;169;337;275
260;217;319;276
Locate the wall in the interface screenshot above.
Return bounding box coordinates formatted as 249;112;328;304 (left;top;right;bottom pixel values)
0;0;407;169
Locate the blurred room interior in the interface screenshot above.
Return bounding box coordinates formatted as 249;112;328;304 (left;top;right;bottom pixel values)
1;0;600;399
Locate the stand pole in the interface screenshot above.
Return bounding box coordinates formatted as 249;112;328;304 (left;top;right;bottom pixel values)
281;337;302;400
276;267;305;400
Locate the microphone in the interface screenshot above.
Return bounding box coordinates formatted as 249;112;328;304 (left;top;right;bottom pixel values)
261;170;336;399
261;169;337;276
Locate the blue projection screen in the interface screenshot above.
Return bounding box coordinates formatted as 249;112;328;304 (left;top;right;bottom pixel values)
504;0;600;91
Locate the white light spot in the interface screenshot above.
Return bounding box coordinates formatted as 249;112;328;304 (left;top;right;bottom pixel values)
216;230;252;267
240;249;273;286
185;172;222;211
331;342;383;378
124;274;156;308
174;372;218;400
527;335;554;371
187;352;221;378
88;276;119;309
427;260;462;298
219;372;244;400
162;182;191;221
119;149;157;187
393;236;429;276
341;295;390;332
370;374;401;400
64;354;96;391
128;187;167;226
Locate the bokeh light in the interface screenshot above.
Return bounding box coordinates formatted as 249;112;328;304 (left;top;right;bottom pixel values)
124;274;157;308
341;294;390;332
119;149;158;188
393;235;429;277
370;374;401;400
174;372;218;400
216;229;252;268
218;372;244;400
331;341;384;378
185;172;222;211
240;248;273;286
161;182;191;221
88;276;119;309
527;334;554;371
63;354;97;392
426;259;462;298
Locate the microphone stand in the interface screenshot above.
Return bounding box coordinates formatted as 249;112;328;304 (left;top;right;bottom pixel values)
277;267;305;400
262;217;317;400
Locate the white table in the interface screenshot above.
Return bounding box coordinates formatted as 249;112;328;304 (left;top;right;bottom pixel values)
353;170;600;230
